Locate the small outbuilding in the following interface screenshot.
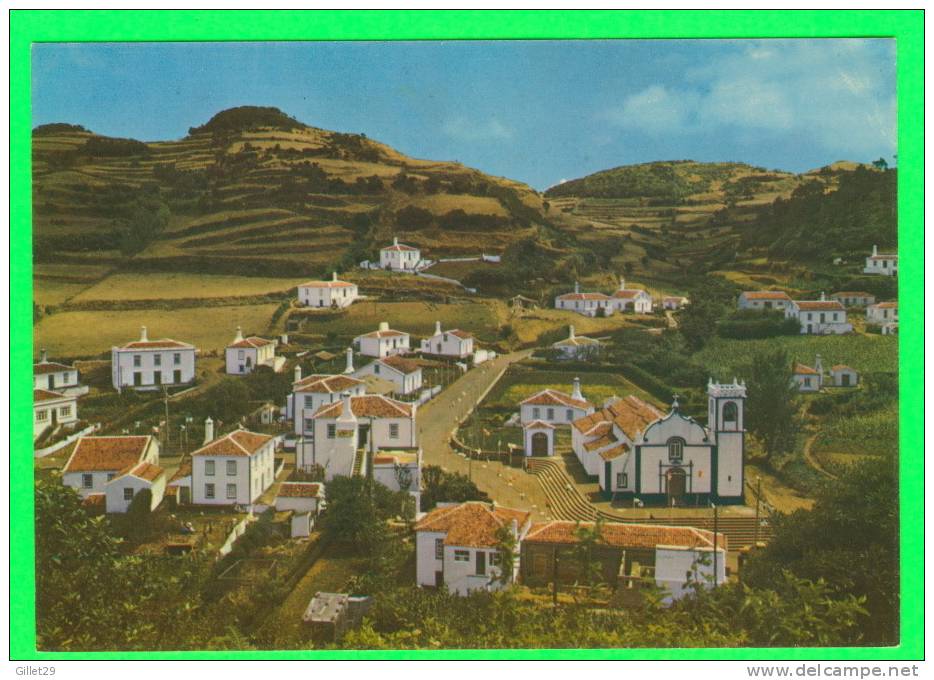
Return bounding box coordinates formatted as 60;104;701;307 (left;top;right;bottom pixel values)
830;365;859;388
523;420;555;457
303;592;373;641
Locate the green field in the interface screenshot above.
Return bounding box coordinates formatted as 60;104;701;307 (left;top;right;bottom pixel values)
71;272;306;302
694;334;898;379
485;367;662;410
812;403;898;459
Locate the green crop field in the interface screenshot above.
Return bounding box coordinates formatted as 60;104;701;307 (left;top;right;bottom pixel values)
483;367;664;410
694;334;898;379
812;403;898;459
70;273;306;302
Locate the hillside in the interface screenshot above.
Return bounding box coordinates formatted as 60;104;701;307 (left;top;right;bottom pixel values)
542;159;890;293
32;106;550;280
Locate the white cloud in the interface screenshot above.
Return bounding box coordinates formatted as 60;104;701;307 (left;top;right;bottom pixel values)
441;116;513;142
601;39;896;157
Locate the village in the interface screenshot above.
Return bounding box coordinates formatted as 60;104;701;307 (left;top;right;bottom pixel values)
31;235;899;643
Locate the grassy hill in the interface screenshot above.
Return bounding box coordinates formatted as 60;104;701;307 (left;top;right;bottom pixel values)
32;106;549;281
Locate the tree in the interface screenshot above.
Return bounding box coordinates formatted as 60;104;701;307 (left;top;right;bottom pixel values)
678;297;725;351
322;475;409;553
420;465;489;511
493;524;518;586
744;349;799;460
872;157;888;170
572;518;605;592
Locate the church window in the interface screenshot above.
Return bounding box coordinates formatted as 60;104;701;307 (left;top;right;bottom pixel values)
667;437;685;463
722;402;738;430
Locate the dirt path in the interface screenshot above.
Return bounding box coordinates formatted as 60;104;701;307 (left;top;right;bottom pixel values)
802;431;838;480
417;350;553;517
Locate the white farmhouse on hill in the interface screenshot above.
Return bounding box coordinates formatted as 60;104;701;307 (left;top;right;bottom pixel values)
354;322;411;358
785;294;852;334
33;389;78;441
611;278;653;313
372;448;422;509
62;435;165;513
554;282;613;317
830;291;876;308
662;296;689;310
355;355;423;396
420;321;474;359
380;237;421;271
863;245;898;276
551;325;601;360
225;327;284;375
519;378;594;426
792;356;824;392
33;350;87;396
737;290;792;311
288;366;366;441
111;326;196;391
298;272;359;309
866;301;898;326
191;428;276;507
415;502;532;596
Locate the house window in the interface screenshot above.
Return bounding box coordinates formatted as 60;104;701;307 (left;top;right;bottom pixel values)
667;437;685;463
36;409;48;422
154;354;161;367
435;538;444;560
238;350;245;360
59;406;71;417
227;460;237;476
804;377;811;387
833;313;838;321
174;353;182;365
454;549;470;562
226;484;237;499
616;472;628;488
107;473;116;481
82;473;93;489
327;424;336;439
205;483;215;499
490;552;502;566
205;460;215;476
133;355;141;367
124;488;135;502
304;418;314;432
566;409;573;421
546;408;554;420
389;423;399;439
374;364;381;374
63;373;71;383
304;395;314;409
532;407;540;419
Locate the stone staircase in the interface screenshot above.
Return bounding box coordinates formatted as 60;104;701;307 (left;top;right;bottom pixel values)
526;457;772;549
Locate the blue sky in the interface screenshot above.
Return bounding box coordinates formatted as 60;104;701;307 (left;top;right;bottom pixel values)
32;39;896;190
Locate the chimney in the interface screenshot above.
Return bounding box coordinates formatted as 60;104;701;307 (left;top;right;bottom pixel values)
332;271;338;282
294;364;302;384
203;417;214;445
337;392;357;425
39;348;48;363
140;325;148;342
571;377;583;401
393;236;399;246
379;321;389;332
619;276;626;291
820;291;826;301
234;326;243;343
344;347;355;374
568;325;575;340
280;333;289;345
435;320;442;336
574;281;580;294
872;244;878;256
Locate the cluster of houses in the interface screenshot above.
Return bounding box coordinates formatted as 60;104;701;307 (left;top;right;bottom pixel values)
792;355;860;392
738;290;898;336
554;278;660;317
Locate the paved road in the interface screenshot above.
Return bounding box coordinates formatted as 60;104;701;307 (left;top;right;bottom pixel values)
417;349;554;518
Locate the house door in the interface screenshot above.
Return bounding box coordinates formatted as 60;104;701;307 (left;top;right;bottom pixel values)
842;374;851;387
434;571;444;588
174;370;182;383
531;432;549;456
246;357;252;368
666;467;687;502
358;424;370;447
48;375;55;389
476;551;486;576
133;372;143;386
179;486;191;505
605;461;612;491
806;324;812;334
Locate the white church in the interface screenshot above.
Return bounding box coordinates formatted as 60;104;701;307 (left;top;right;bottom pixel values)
571;379;747;505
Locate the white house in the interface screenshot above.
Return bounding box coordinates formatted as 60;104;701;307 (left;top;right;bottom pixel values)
355;355;423;395
551;325;601;360
521;521;727;602
111;326;197;391
611;278;653;313
299;394;417;480
785;294;852;334
33;350;87;396
866;301;898;326
737;291;792;311
523;420;555;457
288;366;367;428
225;327;284;375
571;395;664;478
662;296;689;311
191;428;277;507
554;282;614;317
415;502;532;596
380;237;421;271
863;245;898;276
574;381;746;505
830;291;876;308
419;321;474;359
62;435;163;513
354;322;411;358
372;448;422;509
519;378;594;426
275;482;325;515
881;322;899;336
33;389;78;440
298;272;359;308
792;356;824;393
830;365;859;388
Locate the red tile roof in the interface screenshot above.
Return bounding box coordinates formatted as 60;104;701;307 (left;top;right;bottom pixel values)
871;302;898;309
415;502;531;548
556;292;611;301
299;279;356;288
313;394;414;419
572;395;663;440
525;520;726;551
831;364;856;372
64;436;153;473
584;434;618;452
599;442;630;461
448;329;473;340
294;374;364;394
793;300;845;311
118;339;194;350
382;242;419;252
612;289;647;299
357;328;408;339
380;355;422;375
192;430;273;458
33;388;71;403
127;462;165;482
793;363;819;375
520;389;591;410
523;420;555;430
228;336;274;349
169;459;192;484
34;361;75;374
277;482;323;498
830;291;873;298
740;291;791;301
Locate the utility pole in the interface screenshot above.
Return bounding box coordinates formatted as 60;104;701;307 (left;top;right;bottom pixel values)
162;386;170;455
712;502;719;588
754;476;762;546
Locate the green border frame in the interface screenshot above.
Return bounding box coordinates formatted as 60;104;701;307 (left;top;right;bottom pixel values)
10;9;923;661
